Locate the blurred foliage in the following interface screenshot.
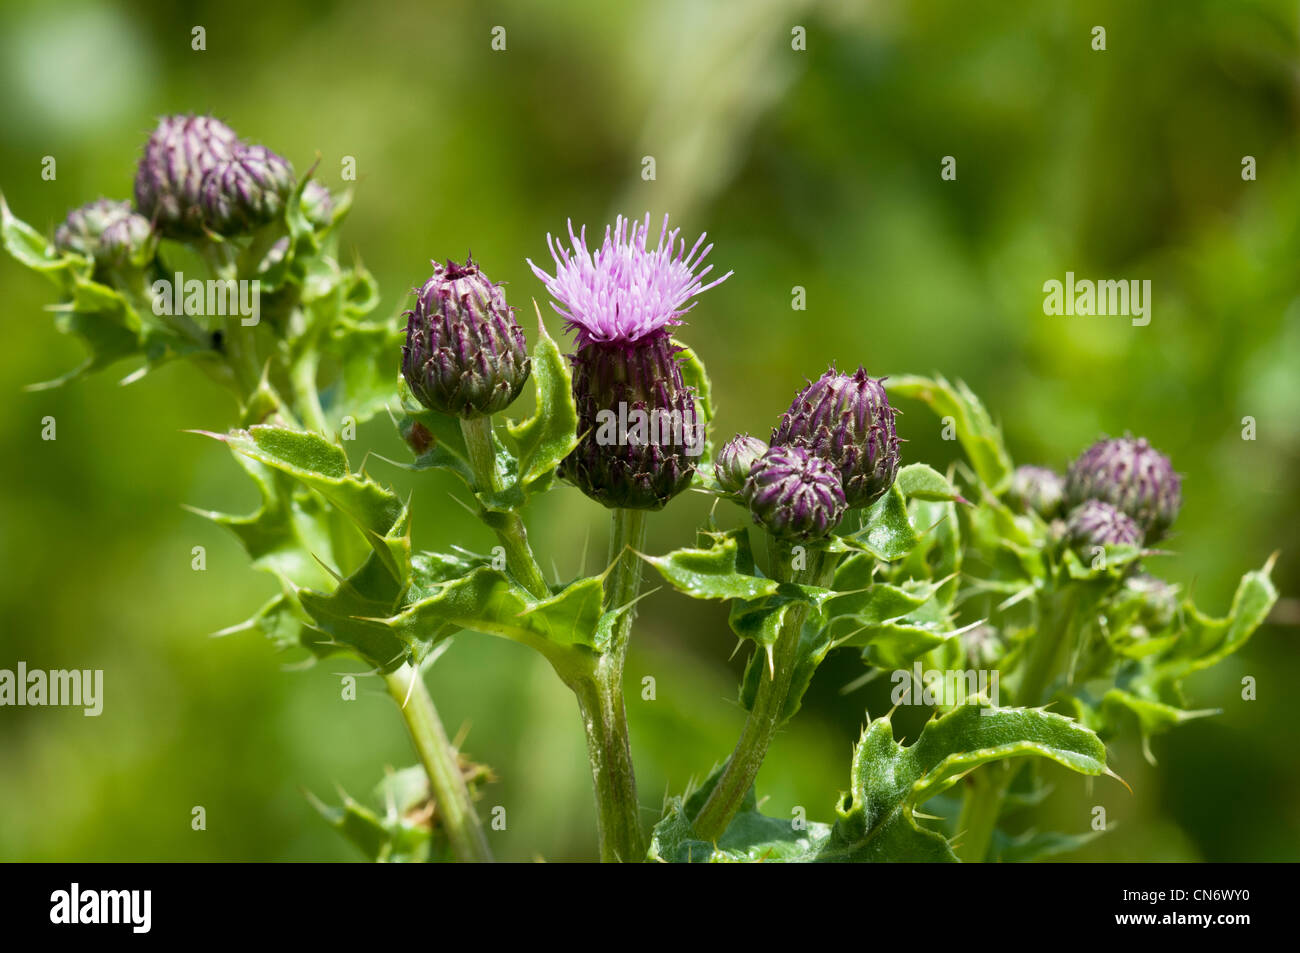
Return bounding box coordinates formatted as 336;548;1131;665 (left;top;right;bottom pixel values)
1;0;1297;861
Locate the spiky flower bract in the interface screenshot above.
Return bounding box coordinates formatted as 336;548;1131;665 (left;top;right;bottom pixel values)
199;145;295;235
402;257;531;419
134;115;242;236
771;366;900;509
744;444;847;541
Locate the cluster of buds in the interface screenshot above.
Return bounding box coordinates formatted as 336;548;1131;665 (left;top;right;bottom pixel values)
402;258;531;419
54;199;152;271
743;445;847;541
1065;436;1181;541
133;114;298;238
720;365;900;542
771;367;900;510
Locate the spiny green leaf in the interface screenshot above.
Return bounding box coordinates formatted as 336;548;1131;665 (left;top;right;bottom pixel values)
816;703;1108;862
833;484;919;561
896;463;965;503
221;426;408;581
505;307;580;496
642;527;778;601
887;375;1013;491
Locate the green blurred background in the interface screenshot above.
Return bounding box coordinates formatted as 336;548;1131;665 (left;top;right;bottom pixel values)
2;0;1297;861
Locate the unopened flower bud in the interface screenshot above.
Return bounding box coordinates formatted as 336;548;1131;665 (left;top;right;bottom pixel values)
1065;436;1181;541
714;433;767;495
402;257;531;419
771;366;900;509
301;180;334;229
564;333;700;510
199;145;296;235
1065;500;1142;552
1122;573;1179;631
54;199;152;269
1007;465;1066;518
134;115;241;236
744;444;846;541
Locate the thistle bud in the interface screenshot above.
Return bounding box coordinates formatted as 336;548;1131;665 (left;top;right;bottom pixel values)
1065;436;1181;541
771;366;900;509
1122;573;1179;631
1006;465;1066;518
563;333;700;510
54;199;152;269
402;257;531;419
301;180;335;229
1065;500;1142;552
199;145;296;235
744;444;846;541
134;115;241;236
714;433;768;495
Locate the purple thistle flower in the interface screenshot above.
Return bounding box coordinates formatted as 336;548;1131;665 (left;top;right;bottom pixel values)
1065;436;1181;541
744;444;847;541
528;212;732;347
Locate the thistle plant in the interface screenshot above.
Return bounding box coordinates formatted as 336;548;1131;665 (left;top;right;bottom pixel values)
2;116;1279;863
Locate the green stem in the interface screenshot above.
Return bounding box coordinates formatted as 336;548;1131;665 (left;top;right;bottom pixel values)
956;582;1084;862
383;662;493;863
692;543;837;843
571;507;648;862
290;350;328;434
954;765;1014;863
458;416;552;599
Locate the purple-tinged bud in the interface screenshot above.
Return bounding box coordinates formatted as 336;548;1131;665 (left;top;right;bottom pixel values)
744;444;847;541
771;366;900;509
199;145;296;235
1065;500;1142;552
1007;465;1066;518
301;180;334;229
134;115;241;236
1066;436;1181;541
714;433;768;495
563;331;700;510
402;257;531;419
54;199;152;269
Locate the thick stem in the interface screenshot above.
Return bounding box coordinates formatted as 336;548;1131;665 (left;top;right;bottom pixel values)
957;583;1083;862
458;415;552;598
571;507;648;862
954;765;1013;863
692;543;837;842
383;663;493;863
